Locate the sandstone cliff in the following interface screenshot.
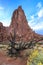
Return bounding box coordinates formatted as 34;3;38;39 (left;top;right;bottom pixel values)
0;22;8;42
0;6;43;43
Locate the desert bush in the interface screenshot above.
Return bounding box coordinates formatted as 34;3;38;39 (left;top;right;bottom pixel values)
27;48;43;65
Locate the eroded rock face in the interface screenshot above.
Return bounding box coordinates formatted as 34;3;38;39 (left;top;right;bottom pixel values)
0;22;8;42
0;6;43;43
9;6;34;42
9;6;43;42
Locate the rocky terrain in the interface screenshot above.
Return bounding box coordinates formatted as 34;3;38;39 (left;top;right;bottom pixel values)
0;48;27;65
0;6;43;43
0;22;8;42
0;6;43;65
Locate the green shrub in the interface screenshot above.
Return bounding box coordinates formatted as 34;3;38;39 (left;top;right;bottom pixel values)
27;48;43;65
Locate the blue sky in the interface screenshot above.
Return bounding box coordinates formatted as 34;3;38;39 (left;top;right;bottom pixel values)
0;0;43;35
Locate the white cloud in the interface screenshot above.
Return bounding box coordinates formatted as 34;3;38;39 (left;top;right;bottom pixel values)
0;7;11;26
31;22;43;30
36;2;42;8
28;2;43;31
29;13;43;30
28;15;36;27
30;15;34;19
37;8;43;18
0;19;11;26
0;6;4;10
29;18;43;31
0;11;4;16
0;6;4;16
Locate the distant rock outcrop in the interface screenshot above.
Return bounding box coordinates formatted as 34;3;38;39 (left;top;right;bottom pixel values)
0;6;43;43
0;22;8;42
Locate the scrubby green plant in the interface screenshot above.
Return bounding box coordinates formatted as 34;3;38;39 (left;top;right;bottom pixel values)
27;48;43;65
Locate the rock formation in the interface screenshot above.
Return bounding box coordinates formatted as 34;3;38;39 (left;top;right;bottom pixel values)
0;22;8;42
9;6;43;42
0;6;43;43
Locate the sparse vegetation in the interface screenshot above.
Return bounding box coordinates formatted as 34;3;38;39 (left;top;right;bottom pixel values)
7;29;43;57
0;44;8;50
27;44;43;65
0;42;43;65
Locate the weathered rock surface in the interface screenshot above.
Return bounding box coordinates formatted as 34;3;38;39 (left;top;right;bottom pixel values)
0;6;43;65
0;22;8;42
0;6;43;43
8;6;43;42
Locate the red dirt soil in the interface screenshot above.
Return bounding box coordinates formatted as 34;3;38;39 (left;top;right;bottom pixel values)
0;50;27;65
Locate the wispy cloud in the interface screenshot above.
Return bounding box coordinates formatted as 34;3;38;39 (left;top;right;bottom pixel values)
36;2;42;8
1;19;11;26
0;6;4;10
37;8;43;18
31;22;43;30
0;6;4;16
29;2;43;31
0;6;11;26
